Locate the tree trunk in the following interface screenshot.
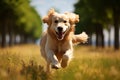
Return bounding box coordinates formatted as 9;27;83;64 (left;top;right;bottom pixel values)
113;8;119;50
14;34;17;44
9;19;14;46
95;25;99;47
20;34;24;44
100;25;104;48
95;23;104;48
1;19;7;47
23;35;27;43
88;34;92;45
108;26;111;47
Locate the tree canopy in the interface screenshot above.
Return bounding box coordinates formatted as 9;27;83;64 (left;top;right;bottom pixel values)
0;0;42;47
74;0;120;50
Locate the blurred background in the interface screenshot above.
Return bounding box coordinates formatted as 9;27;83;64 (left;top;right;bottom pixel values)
0;0;120;50
0;0;120;80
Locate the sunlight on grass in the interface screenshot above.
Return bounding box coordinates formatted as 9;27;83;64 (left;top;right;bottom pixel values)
0;44;48;80
0;45;120;80
53;46;120;80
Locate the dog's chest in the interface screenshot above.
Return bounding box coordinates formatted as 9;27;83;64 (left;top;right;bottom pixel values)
53;43;67;61
54;42;70;54
57;43;63;52
51;40;72;61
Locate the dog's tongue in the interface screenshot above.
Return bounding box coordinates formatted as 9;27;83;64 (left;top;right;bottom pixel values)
57;32;63;40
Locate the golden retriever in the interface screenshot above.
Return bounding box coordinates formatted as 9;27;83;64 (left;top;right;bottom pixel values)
40;9;88;72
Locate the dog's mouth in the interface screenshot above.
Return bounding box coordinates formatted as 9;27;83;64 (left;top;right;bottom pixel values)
56;31;66;40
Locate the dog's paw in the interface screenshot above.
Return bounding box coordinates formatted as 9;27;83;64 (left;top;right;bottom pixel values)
79;32;88;43
51;63;61;69
61;55;69;68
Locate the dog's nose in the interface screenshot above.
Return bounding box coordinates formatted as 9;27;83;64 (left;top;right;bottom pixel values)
57;27;63;32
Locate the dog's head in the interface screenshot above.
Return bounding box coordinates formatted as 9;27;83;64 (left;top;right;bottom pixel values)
43;9;79;40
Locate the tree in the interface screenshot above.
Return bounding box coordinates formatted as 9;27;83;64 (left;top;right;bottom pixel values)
74;0;107;47
0;0;42;47
105;0;120;50
74;0;120;49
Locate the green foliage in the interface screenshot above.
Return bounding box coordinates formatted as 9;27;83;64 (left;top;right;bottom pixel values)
74;0;120;34
0;0;42;42
16;1;42;38
74;0;120;49
74;0;106;34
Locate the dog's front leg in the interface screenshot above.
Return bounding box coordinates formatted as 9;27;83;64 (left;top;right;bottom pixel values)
46;50;61;69
61;49;73;68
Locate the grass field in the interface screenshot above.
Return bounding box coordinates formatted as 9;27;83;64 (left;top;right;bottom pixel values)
0;44;120;80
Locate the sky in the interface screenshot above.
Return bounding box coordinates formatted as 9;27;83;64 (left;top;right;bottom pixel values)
30;0;78;17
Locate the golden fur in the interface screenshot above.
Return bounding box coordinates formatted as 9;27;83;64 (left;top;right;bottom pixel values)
40;9;88;72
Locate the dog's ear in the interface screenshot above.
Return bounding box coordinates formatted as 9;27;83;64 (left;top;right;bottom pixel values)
65;12;79;24
42;8;55;26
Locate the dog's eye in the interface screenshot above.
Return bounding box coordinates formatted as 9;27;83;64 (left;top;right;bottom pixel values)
54;20;58;23
63;20;67;23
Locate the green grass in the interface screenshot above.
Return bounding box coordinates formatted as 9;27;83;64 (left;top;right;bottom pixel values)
0;45;120;80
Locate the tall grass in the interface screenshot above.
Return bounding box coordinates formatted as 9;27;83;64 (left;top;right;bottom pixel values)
0;44;49;80
53;46;120;80
0;45;120;80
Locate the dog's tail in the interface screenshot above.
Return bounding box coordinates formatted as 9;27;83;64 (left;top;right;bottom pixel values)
72;32;88;44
